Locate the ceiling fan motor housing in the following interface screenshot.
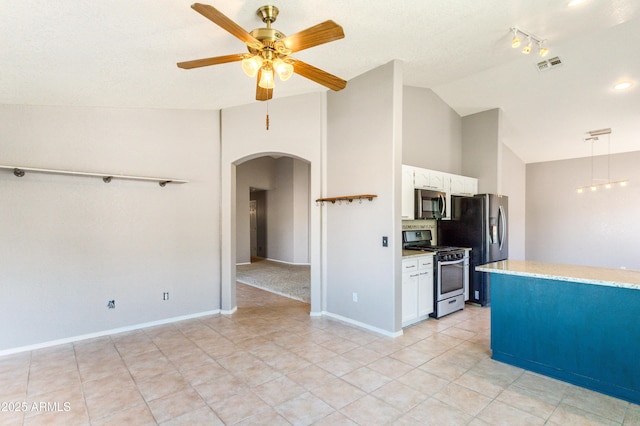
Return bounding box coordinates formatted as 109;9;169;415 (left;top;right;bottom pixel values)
248;27;286;53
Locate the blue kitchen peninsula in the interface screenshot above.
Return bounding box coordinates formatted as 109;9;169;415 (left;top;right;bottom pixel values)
477;260;640;405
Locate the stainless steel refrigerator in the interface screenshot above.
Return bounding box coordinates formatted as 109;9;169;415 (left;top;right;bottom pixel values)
437;194;508;306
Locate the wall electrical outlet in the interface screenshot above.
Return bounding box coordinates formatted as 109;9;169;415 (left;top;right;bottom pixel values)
163;292;169;301
107;300;115;309
352;292;358;302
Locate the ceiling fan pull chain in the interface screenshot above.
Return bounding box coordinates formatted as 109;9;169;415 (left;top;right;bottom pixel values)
266;101;270;130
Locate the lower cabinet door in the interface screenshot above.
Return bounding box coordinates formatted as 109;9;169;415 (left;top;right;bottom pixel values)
402;272;419;324
418;271;434;316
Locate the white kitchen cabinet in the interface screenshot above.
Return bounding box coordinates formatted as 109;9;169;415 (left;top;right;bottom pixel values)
402;254;434;326
402;165;477;222
402;165;415;220
414;169;446;191
449;175;478;196
417;256;434;317
402;258;419;323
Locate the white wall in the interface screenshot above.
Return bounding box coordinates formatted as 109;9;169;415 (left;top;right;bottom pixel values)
403;86;462;174
501;144;526;260
220;92;324;313
462;109;501;194
0;104;220;352
293;160;310;264
326;61;403;334
526;151;640;269
267;157;295;262
460;108;527;261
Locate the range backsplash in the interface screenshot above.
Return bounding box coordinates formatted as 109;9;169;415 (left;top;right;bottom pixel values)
402;219;438;245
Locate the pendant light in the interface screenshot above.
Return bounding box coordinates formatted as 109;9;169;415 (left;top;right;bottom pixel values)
576;128;629;193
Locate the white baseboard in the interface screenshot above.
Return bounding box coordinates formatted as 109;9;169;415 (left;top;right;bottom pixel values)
220;306;237;315
320;311;403;337
0;310;220;358
235;262;251;266
264;258;311;266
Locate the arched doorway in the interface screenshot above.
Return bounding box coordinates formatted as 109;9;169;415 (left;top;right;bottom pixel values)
220;151;323;316
234;155;311;304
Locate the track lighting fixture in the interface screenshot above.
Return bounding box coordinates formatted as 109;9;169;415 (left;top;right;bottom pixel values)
510;27;550;57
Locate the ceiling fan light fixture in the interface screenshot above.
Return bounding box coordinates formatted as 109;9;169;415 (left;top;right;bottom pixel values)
273;58;294;81
241;55;263;77
258;66;275;89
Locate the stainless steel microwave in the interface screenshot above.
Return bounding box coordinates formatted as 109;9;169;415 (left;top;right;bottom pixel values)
415;189;446;219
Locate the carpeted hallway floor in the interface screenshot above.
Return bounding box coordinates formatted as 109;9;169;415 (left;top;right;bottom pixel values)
236;258;310;303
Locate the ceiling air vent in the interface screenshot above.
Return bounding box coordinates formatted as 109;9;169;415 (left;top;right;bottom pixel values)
537;56;563;72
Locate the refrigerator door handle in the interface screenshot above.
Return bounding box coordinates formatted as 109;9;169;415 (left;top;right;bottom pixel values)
498;205;507;252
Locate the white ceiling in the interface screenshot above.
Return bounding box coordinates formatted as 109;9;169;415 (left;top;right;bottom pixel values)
2;0;639;163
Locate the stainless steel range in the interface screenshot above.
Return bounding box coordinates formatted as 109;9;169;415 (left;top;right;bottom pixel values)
403;230;468;318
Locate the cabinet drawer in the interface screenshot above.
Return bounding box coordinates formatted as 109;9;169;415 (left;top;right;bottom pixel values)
402;259;419;272
418;257;434;270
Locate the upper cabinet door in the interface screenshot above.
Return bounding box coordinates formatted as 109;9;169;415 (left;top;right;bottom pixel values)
450;175;478;196
414;169;445;191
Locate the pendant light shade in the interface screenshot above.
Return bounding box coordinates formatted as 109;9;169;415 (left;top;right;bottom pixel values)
273;58;294;81
241;55;263;78
258;67;275;89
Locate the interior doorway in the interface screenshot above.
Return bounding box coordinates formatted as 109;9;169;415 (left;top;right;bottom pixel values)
235;156;311;305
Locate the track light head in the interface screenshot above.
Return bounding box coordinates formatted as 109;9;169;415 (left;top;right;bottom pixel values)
522;37;532;54
538;40;549;57
511;28;521;48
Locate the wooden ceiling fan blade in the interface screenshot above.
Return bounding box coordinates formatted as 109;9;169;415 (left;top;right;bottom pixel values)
256;69;273;101
293;60;347;91
278;20;344;53
191;3;262;49
177;53;244;69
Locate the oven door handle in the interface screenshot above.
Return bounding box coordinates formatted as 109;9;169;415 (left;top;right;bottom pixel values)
438;260;464;266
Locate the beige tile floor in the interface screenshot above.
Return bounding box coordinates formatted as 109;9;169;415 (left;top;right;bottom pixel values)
1;283;638;425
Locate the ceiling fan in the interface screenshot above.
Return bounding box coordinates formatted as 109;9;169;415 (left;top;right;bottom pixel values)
177;3;347;101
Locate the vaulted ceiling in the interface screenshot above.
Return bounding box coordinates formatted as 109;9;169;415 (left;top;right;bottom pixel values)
2;0;638;163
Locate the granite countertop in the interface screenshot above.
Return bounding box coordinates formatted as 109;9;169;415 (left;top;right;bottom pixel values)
402;250;435;258
476;260;640;291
